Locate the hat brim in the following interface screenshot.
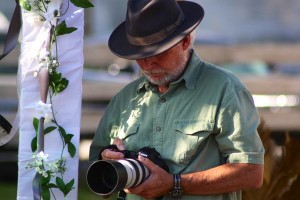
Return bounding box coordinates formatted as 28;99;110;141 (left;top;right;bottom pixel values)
108;1;204;60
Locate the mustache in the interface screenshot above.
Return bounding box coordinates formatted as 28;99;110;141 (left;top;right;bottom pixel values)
142;70;165;76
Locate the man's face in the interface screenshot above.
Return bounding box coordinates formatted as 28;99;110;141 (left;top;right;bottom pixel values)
136;41;188;86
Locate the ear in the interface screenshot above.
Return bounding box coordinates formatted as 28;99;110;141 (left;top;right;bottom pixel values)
181;34;191;50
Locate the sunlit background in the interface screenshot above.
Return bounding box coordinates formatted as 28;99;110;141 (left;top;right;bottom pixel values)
1;0;300;199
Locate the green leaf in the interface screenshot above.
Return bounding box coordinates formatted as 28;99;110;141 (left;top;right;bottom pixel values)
70;0;94;8
41;173;51;186
50;78;69;95
49;72;69;94
56;177;68;196
19;0;31;11
68;142;76;158
65;179;75;193
31;137;37;152
50;71;62;82
55;21;77;37
47;183;58;189
55;177;75;196
41;187;51;200
56;177;65;188
64;134;74;144
33;118;39;134
50;82;59;95
44;126;57;134
58;126;67;138
56;78;69;93
31;118;39;152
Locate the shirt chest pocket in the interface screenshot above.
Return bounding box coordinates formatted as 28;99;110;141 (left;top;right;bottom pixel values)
170;120;215;164
109;124;141;150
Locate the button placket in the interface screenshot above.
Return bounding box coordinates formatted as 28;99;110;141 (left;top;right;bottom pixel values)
152;96;167;153
160;98;166;103
155;126;162;132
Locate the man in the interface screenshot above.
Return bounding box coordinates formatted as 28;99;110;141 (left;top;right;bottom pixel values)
89;0;265;199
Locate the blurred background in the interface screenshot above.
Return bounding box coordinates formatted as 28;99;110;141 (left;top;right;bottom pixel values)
1;0;300;199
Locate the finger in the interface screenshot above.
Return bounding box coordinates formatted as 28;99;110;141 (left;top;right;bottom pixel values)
138;155;158;171
113;138;126;150
101;149;124;160
125;186;142;195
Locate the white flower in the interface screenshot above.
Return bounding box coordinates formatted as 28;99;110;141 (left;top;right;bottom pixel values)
38;49;50;61
42;171;48;178
36;101;52;118
23;0;63;23
35;167;41;172
33;70;39;77
37;151;49;161
44;112;54;124
42;0;62;23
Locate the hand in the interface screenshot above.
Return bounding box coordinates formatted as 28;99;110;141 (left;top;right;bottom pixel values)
125;155;173;199
101;138;126;160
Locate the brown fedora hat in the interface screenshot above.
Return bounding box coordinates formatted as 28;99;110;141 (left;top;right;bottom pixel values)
108;0;205;60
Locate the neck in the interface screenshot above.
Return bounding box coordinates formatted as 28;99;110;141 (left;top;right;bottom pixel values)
157;85;169;94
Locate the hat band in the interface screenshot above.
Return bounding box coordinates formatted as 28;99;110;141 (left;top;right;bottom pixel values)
127;11;184;46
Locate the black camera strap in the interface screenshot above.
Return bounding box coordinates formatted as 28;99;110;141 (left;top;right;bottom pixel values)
117;190;127;200
0;0;21;61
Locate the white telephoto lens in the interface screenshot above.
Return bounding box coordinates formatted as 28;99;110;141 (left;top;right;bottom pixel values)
118;159;136;188
127;159;143;186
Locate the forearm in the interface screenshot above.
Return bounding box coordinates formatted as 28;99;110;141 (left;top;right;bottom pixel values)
181;163;264;195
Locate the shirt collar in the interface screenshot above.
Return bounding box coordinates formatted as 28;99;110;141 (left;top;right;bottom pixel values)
137;78;153;93
180;50;203;90
137;50;203;93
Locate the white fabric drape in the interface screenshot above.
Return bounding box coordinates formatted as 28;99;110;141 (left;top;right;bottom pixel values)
17;2;84;199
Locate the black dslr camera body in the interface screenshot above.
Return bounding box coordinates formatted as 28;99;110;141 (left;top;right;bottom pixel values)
86;145;169;197
111;145;169;172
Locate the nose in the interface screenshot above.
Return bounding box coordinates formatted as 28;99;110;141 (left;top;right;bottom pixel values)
137;57;157;70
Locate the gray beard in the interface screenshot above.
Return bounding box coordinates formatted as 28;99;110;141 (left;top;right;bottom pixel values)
144;62;186;86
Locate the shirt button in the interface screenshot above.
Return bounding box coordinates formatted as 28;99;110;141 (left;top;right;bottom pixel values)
156;126;161;132
160;98;166;103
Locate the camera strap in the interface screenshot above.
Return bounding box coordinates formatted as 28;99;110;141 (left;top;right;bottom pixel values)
117;190;127;200
0;0;21;61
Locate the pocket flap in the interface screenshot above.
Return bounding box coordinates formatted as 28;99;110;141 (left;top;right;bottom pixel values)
174;120;214;135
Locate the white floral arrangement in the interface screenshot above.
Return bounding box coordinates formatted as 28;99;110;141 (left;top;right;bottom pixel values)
20;0;94;199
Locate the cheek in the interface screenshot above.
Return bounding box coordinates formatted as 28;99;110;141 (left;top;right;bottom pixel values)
136;60;142;65
136;60;145;71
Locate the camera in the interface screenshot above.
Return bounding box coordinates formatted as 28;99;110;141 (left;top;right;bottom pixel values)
86;145;169;197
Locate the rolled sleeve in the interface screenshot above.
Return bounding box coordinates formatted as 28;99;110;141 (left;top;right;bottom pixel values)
216;87;265;165
227;152;264;164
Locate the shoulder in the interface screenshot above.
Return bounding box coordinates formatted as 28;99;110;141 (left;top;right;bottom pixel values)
200;61;247;91
193;60;254;107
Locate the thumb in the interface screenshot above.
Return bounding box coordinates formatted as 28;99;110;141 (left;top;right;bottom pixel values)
138;155;157;171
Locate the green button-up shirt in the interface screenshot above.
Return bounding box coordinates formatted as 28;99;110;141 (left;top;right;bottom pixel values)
89;51;265;200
